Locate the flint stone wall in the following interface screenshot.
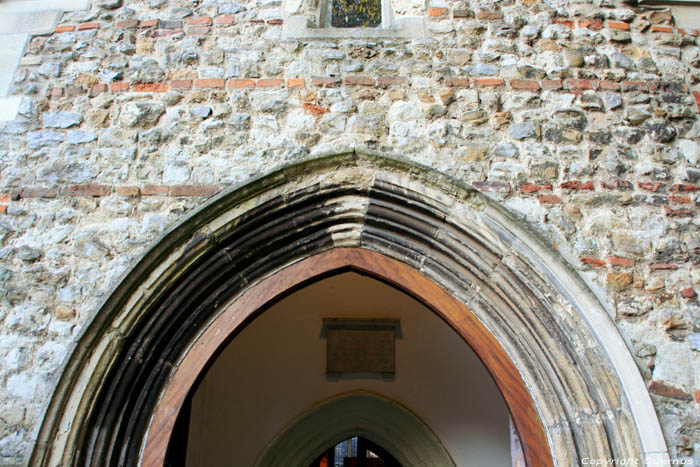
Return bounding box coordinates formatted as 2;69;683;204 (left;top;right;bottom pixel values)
0;0;699;464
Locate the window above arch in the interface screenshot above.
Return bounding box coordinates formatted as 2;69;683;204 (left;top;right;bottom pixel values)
281;0;426;39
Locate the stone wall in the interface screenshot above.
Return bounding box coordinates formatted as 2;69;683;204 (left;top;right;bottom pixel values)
0;0;698;464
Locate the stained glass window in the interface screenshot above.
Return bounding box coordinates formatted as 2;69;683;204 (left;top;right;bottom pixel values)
331;0;382;27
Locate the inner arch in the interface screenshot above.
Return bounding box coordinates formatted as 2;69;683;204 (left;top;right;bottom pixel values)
182;272;509;466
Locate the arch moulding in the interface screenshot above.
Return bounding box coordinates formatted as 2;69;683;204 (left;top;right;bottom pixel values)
253;392;456;467
30;149;668;466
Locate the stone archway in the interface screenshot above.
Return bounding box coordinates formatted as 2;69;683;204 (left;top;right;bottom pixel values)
30;149;669;466
146;247;549;465
253;392;456;467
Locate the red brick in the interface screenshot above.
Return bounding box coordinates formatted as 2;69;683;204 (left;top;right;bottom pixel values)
520;183;552;193
116;186;141;197
577;19;603;30
267;19;284;25
186;26;210;36
693;91;700;113
142;185;170;196
650;263;679;271
170;79;193;89
602;180;633;191
541;80;562;90
286;78;305;88
345;76;375;86
427;7;447;17
649;381;693;401
302;103;329;116
111;81;130;92
0;205;6;215
63;184;111;197
310;77;341;87
639;182;663;193
376;76;408;87
580;257;606;268
116;19;139;28
54;25;76;33
537;195;561;204
607;21;630;30
607;256;635;267
140;19;159;28
599;80;620;91
194;78;225;88
621;81;648;92
444;77;470;88
681;287;697;299
679;28;700;37
473;78;504;87
78;22;100;30
664;206;694;217
564;78;598;90
65;87;84;97
561;181;580;189
256;78;283;88
89;84;108;96
227;79;255;89
476;11;502;20
672;184;699;192
0;194;9;203
670;195;691;204
188;16;213;26
510;80;540;91
215;15;236;26
19;188;58;199
169;185;220;197
560;181;594;190
133;82;170;92
651;25;673;33
695;390;700;405
553;19;574;29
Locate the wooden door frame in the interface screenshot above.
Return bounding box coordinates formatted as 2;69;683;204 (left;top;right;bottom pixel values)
143;248;552;466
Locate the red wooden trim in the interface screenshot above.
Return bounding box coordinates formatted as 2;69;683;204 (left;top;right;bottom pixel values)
142;248;552;466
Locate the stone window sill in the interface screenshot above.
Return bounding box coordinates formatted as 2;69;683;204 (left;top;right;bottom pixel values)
282;15;427;40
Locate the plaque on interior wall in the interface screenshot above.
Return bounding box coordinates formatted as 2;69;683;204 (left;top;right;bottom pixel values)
321;319;401;379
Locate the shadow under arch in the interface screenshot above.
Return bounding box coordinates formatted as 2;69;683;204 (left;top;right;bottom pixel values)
29;149;669;467
253;391;456;467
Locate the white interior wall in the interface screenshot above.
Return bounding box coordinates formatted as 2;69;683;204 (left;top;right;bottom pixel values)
186;272;511;466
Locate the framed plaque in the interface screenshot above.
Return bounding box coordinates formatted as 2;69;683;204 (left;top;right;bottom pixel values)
321;319;401;379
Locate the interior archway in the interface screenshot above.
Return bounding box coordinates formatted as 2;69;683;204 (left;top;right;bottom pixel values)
253;392;456;467
30;150;669;467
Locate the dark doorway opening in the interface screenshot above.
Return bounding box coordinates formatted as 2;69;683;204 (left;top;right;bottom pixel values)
310;436;401;467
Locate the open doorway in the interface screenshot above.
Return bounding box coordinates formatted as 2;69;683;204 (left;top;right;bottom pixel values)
179;272;515;466
310;436;401;467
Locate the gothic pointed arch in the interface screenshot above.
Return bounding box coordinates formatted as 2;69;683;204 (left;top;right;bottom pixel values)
253;392;456;467
30;149;669;466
